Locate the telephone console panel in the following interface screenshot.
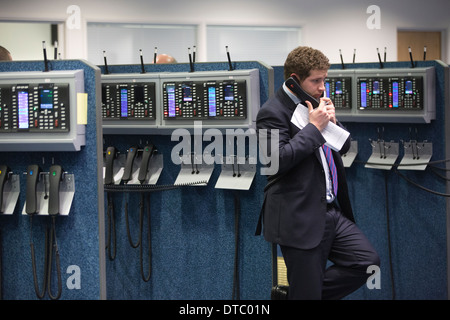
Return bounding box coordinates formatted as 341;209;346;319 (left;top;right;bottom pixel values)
162;79;247;120
101;73;159;134
0;70;85;151
0;83;70;132
357;76;423;110
159;69;260;131
101;69;260;134
330;67;435;123
326;70;353;110
102;82;156;120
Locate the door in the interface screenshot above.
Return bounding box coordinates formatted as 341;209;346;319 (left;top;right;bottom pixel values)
397;31;441;61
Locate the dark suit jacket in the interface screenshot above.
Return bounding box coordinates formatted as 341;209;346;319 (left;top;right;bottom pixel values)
256;86;355;250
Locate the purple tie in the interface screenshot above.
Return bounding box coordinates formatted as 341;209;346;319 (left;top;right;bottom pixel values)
323;145;338;196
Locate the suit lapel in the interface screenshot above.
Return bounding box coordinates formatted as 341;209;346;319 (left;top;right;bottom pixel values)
278;87;325;165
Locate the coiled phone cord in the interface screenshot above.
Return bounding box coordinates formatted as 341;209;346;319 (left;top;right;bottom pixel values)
106;182;206;282
104;180;208;193
47;216;62;300
30;215;48;299
125;192;152;282
125;196;141;249
29;215;62;300
384;171;396;300
140;193;152;282
0;227;3;300
106;192;117;260
232;191;241;300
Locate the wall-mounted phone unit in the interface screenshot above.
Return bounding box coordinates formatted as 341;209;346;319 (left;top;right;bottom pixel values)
103;145;163;186
0;70;85;151
333;67;435;123
22;164;75;216
325;70;353;113
160;69;260;131
101;73;159;134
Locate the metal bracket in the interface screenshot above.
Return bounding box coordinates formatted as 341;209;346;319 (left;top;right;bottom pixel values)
215;155;256;190
0;174;20;215
174;152;214;186
399;140;433;171
342;140;358;168
365;139;399;170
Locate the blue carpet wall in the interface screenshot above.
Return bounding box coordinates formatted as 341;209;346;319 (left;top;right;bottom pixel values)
341;60;448;300
101;61;274;299
1;57;445;300
0;60;103;300
273;60;448;300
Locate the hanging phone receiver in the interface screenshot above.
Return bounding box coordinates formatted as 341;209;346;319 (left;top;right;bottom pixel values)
104;146;117;185
138;144;155;184
0;165;10;212
26;164;42;214
48;165;63;215
122;145;138;183
285;77;321;109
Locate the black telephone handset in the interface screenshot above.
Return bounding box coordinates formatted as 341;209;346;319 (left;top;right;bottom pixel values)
48;165;63;216
26;164;42;215
138;144;155;184
122;145;138;183
104;146;117;185
285;77;321;109
0;165;10;212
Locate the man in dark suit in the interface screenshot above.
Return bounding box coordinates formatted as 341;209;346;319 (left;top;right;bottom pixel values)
256;46;379;299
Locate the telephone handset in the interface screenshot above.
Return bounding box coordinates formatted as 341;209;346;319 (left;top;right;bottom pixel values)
122;146;138;183
121;144;157;184
104;146;117;185
48;165;64;216
138;144;155;184
285;77;322;109
26;164;42;214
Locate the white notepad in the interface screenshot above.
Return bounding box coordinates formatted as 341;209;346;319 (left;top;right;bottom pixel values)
291;103;350;152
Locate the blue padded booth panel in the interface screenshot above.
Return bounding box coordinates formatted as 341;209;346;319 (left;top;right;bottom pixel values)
103;135;271;299
0;60;103;300
101;61;273;299
273;60;448;300
2;57;445;300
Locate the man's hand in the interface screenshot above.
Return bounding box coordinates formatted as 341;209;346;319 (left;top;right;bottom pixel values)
306;97;335;131
324;98;336;124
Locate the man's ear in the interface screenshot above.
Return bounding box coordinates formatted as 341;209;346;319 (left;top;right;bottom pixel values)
290;73;301;83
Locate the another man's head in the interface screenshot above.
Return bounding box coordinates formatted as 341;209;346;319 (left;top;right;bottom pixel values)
0;46;12;61
154;54;177;64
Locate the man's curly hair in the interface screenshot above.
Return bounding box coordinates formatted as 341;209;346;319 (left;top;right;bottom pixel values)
283;46;330;80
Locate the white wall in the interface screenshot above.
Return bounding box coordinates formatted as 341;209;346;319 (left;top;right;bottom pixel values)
0;22;54;60
1;0;449;64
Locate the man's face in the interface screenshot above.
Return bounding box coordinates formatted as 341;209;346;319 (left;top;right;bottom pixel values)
299;69;328;100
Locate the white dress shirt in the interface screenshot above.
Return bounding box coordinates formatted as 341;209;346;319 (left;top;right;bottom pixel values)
283;83;335;203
